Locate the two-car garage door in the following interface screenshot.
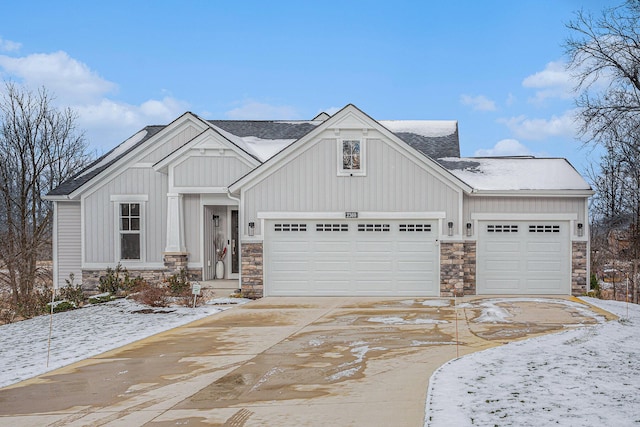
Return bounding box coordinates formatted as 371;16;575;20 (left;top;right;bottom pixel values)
477;221;571;295
264;219;439;296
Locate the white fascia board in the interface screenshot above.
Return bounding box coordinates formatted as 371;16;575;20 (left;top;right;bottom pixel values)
110;194;149;202
469;189;595;197
69;112;207;199
257;211;447;219
471;213;578;221
43;194;76;201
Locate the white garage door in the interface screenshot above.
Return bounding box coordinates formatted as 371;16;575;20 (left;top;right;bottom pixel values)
477;221;570;295
264;219;439;296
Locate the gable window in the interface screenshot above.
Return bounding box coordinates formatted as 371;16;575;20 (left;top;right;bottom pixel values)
338;139;366;176
120;203;141;260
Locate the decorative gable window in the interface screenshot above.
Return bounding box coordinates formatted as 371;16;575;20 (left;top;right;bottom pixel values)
338;139;366;176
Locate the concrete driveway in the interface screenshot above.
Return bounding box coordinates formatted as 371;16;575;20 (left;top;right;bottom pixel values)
0;296;610;426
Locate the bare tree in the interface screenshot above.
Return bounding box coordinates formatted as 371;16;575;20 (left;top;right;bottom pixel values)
0;82;90;315
567;1;640;301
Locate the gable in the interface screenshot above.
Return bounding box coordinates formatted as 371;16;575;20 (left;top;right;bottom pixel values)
230;104;471;195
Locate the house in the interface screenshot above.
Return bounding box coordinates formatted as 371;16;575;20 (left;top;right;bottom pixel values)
46;104;593;297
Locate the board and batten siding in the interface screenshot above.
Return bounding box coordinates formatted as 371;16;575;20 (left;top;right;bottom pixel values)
55;201;82;288
183;193;201;263
174;156;253;188
140;125;202;164
464;195;587;224
84;167;168;264
243;138;461;235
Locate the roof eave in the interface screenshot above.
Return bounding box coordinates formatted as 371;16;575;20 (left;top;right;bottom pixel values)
468;189;595;197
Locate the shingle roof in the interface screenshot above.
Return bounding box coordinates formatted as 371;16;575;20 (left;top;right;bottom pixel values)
47;116;461;197
437;157;592;191
47;125;164;196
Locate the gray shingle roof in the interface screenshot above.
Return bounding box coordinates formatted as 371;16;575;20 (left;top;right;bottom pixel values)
48;116;460;197
47;125;165;196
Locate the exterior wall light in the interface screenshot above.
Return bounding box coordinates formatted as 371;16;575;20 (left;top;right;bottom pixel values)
466;222;472;237
577;222;584;237
213;214;220;227
248;221;255;237
447;221;454;237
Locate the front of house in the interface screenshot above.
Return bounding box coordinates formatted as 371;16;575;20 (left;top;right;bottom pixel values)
46;104;593;297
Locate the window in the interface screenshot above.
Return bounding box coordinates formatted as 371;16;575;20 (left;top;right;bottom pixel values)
358;223;390;232
120;203;141;260
338;139;365;176
399;224;432;232
487;225;518;233
274;223;307;232
529;224;560;233
316;223;349;232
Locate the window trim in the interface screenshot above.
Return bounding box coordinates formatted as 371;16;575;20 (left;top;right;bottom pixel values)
112;197;146;263
337;139;366;176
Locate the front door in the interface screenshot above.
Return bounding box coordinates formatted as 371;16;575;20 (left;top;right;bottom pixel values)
231;209;239;274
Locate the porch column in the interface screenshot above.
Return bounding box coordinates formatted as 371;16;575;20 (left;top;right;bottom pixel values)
165;193;186;253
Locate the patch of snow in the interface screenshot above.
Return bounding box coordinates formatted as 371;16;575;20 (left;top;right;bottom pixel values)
328;366;361;381
425;298;640;426
422;299;451;307
368;316;448;325
206;297;251;305
0;298;225;388
77;130;147;178
381;120;457;138
473;302;513;323
308;339;323;347
440;157;591;191
400;299;415;305
240;136;295;161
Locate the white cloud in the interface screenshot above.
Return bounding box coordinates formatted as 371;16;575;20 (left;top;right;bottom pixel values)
0;49;190;151
0;51;116;104
522;61;574;104
460;94;497;111
474;139;533;157
497;110;577;140
0;37;21;52
225;100;298;119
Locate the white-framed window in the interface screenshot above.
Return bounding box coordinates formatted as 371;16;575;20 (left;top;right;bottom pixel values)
111;195;147;262
119;203;141;260
338;139;366;176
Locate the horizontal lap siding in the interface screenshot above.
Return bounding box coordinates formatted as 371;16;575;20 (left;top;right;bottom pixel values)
464;196;587;223
84;168;167;263
174;156;252;187
56;202;82;287
244;138;460;235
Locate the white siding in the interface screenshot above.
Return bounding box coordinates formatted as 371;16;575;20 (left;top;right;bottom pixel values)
84;167;167;263
140;125;201;164
243;138;460;235
464;196;587;224
56;202;82;287
174;156;253;187
183;194;201;263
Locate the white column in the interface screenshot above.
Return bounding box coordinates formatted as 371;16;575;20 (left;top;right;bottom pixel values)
165;193;186;253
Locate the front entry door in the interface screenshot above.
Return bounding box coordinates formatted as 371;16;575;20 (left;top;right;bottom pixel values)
231;209;239;274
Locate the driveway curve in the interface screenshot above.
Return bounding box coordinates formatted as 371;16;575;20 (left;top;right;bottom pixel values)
0;296;610;426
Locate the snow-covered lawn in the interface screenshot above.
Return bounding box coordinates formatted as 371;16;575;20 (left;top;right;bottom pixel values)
425;297;640;426
0;298;248;388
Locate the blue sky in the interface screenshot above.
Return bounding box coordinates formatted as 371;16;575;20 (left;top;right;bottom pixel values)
0;0;619;174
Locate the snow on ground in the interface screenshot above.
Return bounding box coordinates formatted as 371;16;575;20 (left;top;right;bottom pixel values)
0;297;249;388
425;298;640;426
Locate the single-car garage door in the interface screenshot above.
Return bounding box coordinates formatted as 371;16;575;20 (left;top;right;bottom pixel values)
264;219;439;296
477;221;570;294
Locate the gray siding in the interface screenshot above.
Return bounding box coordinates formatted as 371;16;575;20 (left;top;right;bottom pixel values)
183;194;201;263
244;138;460;235
174;156;253;187
84;167;167;264
56;202;82;287
464;195;587;223
140;125;201;164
